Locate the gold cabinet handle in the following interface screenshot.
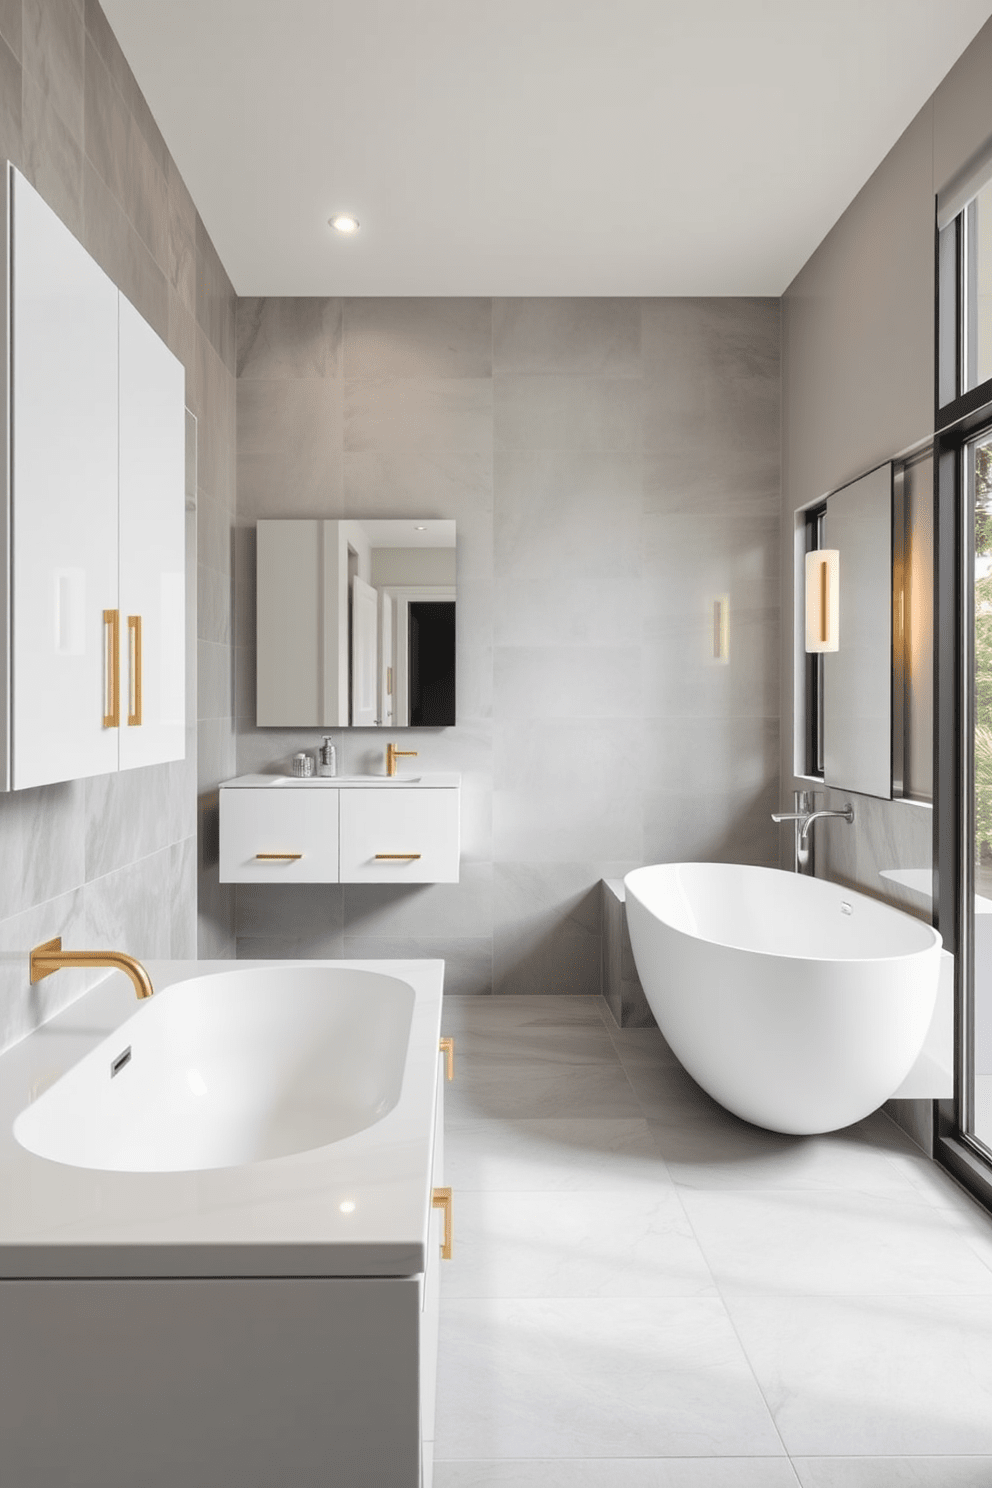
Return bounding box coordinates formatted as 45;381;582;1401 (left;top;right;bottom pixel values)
127;614;142;726
103;609;120;727
255;853;303;860
432;1187;453;1260
439;1036;454;1082
375;853;422;860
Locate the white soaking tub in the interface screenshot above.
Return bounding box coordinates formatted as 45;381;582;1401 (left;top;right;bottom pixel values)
0;959;448;1488
623;863;942;1135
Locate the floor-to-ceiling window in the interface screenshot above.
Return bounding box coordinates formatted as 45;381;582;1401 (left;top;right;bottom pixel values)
936;174;992;1202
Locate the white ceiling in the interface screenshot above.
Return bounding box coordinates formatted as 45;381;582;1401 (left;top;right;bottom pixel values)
103;0;992;297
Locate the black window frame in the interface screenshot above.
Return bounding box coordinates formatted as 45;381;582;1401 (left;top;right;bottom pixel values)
934;203;992;1208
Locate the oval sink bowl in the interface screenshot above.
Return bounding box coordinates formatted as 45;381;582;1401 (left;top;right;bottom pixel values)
13;966;415;1172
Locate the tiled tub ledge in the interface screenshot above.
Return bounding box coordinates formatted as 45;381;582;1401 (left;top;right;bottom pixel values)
601;878;653;1028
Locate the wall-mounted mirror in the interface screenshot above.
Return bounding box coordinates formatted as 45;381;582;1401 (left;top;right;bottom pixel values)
798;464;892;799
256;518;456;727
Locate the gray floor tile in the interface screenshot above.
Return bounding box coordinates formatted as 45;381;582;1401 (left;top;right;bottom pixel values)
725;1292;992;1455
445;1117;669;1193
444;1188;716;1299
445;1057;641;1122
435;1460;802;1486
436;1297;784;1459
792;1459;992;1488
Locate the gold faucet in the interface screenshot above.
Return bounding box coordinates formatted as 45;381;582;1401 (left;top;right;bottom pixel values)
386;742;418;777
30;937;154;999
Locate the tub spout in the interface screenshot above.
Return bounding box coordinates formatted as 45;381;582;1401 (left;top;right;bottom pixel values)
771;795;853;869
29;938;154;999
798;805;855;850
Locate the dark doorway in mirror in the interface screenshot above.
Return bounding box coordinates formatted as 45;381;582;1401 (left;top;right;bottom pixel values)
409;602;456;726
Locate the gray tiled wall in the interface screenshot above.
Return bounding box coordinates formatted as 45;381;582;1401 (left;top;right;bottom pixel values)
234;297;781;993
0;0;236;1052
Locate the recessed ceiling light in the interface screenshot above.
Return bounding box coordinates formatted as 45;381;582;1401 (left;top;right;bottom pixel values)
414;525;426;531
329;214;359;235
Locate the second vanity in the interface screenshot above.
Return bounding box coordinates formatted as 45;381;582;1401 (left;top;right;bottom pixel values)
219;771;461;884
0;958;448;1488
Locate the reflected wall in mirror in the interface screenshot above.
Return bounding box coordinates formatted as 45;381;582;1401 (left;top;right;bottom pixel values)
256;519;455;727
821;464;893;799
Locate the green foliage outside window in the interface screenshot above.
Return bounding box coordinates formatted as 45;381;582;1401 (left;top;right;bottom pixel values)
975;442;992;859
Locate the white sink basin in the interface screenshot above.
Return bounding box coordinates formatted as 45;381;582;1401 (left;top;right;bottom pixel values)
13;967;415;1172
271;774;423;786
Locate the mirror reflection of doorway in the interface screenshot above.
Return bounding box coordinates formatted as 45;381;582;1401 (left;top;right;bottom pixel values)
408;601;455;726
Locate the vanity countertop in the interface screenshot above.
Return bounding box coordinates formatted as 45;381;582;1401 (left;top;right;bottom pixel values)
220;772;461;788
0;959;444;1281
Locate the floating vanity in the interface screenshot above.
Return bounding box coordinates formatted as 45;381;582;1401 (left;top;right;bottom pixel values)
219;772;461;884
0;958;449;1488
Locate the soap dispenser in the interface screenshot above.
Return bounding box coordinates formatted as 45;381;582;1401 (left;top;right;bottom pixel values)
317;736;337;777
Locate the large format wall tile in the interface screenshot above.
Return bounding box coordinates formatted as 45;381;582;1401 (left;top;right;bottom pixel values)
495;375;642;452
237;297;342;380
237;380;342;517
344;298;492;380
493;451;641;647
344;377;493;453
23;0;84;142
493;298;641;377
234;295;781;994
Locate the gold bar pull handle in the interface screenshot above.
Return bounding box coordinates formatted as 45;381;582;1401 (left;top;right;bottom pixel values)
127;615;142;727
255;853;303;861
103;609;120;727
439;1036;454;1082
374;853;422;860
432;1187;453;1260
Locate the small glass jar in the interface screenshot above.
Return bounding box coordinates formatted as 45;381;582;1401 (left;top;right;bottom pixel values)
291;751;314;778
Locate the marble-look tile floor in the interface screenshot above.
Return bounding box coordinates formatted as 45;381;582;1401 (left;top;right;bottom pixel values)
433;996;992;1488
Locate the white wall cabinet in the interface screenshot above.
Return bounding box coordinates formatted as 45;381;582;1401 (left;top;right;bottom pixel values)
2;166;185;791
118;296;186;771
219;776;461;884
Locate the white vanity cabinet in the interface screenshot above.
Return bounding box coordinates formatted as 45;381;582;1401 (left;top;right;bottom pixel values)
339;787;460;883
219;786;340;883
218;775;461;884
2;165;185;791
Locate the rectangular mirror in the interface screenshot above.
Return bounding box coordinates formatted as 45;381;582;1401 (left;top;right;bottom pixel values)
256;518;456;727
821;463;892;798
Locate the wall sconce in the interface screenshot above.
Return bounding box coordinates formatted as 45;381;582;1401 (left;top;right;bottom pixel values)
805;549;839;652
712;595;730;664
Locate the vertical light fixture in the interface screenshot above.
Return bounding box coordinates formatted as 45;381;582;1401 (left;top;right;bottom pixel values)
712;595;730;664
805;549;839;652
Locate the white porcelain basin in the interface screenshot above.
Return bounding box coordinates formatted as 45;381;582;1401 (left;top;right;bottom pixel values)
13;966;414;1173
270;774;423;785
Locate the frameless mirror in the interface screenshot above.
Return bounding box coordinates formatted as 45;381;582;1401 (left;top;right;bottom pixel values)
256;518;455;727
822;464;892;798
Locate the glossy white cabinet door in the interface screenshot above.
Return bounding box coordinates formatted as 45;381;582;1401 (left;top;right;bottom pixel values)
118;295;185;769
11;170;119;788
338;788;460;883
219;788;341;883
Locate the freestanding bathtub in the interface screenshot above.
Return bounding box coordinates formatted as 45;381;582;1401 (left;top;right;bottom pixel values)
623;863;942;1134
